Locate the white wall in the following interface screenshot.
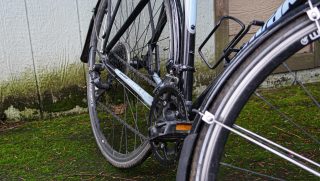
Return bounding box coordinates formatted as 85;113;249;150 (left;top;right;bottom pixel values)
0;0;214;83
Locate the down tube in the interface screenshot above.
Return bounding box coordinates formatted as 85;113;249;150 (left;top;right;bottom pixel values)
181;0;197;109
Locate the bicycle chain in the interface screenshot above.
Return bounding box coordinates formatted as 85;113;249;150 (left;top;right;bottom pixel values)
109;52;157;87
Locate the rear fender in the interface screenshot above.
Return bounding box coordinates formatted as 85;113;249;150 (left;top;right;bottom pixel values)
80;0;102;63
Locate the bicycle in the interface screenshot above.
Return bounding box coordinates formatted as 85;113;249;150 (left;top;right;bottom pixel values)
80;0;320;180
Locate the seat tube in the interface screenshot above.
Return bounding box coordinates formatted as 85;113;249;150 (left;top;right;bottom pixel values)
181;0;197;109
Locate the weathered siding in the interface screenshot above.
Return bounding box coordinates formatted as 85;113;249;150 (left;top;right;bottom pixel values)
2;0;318;121
227;0;319;71
229;0;312;55
229;0;282;35
0;0;214;119
0;0;95;119
0;0;214;82
0;0;96;82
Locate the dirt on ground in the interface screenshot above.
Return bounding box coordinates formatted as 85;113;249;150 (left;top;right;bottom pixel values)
0;121;24;132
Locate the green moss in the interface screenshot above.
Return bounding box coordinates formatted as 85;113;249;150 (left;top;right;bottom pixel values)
4;106;21;122
0;58;219;120
0;114;176;180
0;63;86;121
1;57;317;123
42;85;87;113
20;108;40;121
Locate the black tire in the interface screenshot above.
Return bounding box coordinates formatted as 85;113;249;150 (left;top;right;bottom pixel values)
191;15;320;180
87;0;182;168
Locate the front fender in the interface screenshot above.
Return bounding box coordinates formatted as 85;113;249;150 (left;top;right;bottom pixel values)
80;0;101;63
176;2;314;180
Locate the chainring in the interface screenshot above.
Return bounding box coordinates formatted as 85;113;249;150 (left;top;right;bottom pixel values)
149;85;188;165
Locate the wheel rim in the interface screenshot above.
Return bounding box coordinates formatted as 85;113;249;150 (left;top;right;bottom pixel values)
87;0;180;165
196;19;320;180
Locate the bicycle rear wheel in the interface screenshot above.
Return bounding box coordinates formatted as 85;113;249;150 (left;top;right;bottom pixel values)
191;14;320;180
87;0;182;168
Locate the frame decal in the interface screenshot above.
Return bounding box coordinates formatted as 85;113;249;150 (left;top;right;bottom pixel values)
245;0;300;46
114;69;154;107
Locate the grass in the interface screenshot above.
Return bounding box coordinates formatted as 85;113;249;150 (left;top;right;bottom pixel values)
219;83;320;180
0;83;319;180
0;115;176;180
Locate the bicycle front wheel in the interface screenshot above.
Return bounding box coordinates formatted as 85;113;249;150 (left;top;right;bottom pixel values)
191;14;320;180
87;0;182;168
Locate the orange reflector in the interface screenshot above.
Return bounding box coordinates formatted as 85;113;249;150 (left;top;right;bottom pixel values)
176;123;192;131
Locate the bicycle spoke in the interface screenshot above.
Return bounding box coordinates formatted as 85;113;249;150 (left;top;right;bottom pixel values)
124;89;143;143
135;99;138;149
130;36;169;53
125;123;128;154
201;111;320;177
133;11;142;57
125;1;140;44
119;0;124;28
111;19;130;46
131;4;163;57
148;1;157;37
124;0;131;43
112;115;115;151
220;162;286;181
123;88;128;154
282;62;320;108
87;0;178;168
119;124;124;153
233;125;320;168
254;92;320;144
136;5;166;58
97;101;147;140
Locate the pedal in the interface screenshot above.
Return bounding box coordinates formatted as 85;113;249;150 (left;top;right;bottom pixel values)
149;120;192;165
148;85;190;165
176;122;192;132
149;121;192;142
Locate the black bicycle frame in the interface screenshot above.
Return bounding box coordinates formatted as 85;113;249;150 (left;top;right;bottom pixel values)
104;0;149;53
101;0;198;108
181;0;197;108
